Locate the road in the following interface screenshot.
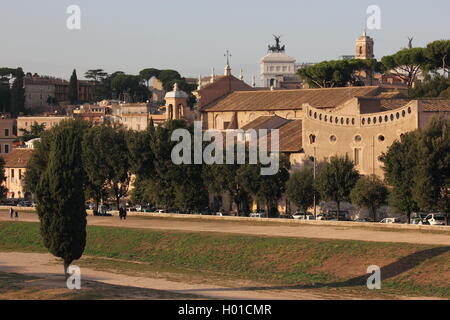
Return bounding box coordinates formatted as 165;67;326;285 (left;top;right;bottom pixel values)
1;211;449;246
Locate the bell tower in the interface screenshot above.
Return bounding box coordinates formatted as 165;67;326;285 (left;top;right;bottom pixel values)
164;83;188;120
355;30;374;59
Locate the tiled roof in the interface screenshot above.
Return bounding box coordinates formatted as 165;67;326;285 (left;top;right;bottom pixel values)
241;116;303;153
2;149;34;168
241;115;291;131
204;86;381;112
277;119;303;153
419;99;450;112
378;99;412;111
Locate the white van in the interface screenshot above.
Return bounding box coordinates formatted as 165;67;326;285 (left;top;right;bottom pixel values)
425;214;446;226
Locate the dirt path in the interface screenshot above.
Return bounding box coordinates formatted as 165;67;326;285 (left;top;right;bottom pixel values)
0;252;353;300
1;252;443;300
2;212;449;246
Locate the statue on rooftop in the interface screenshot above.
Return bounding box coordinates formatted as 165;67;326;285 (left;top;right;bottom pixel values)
268;35;285;53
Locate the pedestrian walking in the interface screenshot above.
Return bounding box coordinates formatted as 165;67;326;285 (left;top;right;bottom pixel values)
119;207;124;221
9;207;13;219
14;210;18;220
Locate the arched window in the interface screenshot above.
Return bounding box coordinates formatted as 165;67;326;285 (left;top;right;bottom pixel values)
168;104;173;120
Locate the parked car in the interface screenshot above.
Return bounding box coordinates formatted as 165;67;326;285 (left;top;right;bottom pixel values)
327;210;350;221
424;214;446;226
280;214;294;219
353;218;370;222
141;206;154;212
293;212;309;219
250;212;267;218
417;219;430;225
293;212;316;220
155;209;165;214
410;218;424;225
17;201;32;207
379;217;401;224
2;199;19;206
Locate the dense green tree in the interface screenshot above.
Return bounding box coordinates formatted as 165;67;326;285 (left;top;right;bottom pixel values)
158;69;181;91
349;58;382;85
0;84;10;113
139;68;161;86
413;117;450;225
0;67;17;81
157;120;207;212
84;69;108;83
10;67;25;116
408;74;450;98
130;120;208;212
381;48;427;87
297;59;380;88
286;167;319;213
127;121;156;178
381;131;420;223
19;122;46;142
350;175;388;222
82;124;132;210
315;156;360;220
202;163;246;213
24;130;54;194
35;119;88;276
237;156;290;217
68;69;79;104
298;60;356;88
425;40;450;76
111;73;149;102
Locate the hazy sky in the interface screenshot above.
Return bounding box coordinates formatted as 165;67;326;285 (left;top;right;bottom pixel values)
1;0;449;83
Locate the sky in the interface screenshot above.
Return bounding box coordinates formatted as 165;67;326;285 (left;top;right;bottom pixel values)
1;0;449;84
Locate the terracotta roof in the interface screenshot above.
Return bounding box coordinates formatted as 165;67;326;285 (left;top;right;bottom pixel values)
241;116;303;153
2;149;34;168
277;119;303;153
241;115;291;131
378;99;412;111
419;99;450;112
204;86;381;112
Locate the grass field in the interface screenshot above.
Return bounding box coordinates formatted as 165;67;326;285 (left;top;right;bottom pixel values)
0;221;449;299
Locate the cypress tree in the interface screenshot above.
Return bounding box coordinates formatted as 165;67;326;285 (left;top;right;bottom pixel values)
10;67;25;116
35;119;88;276
68;69;78;104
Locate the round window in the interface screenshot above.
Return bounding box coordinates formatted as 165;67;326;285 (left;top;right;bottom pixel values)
378;135;385;142
355;135;362;142
330;135;337;143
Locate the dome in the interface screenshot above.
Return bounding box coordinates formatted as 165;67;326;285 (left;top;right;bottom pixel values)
260;52;296;63
164;83;188;99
